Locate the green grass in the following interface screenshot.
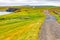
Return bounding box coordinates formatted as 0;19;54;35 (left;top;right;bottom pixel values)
54;15;60;23
50;11;60;23
1;6;60;40
0;9;45;40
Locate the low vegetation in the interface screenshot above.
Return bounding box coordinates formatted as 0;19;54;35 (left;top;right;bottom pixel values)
0;7;45;40
0;6;60;40
50;8;60;23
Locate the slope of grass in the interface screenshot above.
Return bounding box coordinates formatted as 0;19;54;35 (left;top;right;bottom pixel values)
50;10;60;23
0;10;45;40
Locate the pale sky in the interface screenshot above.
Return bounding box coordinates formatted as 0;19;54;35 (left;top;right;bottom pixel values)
0;0;60;6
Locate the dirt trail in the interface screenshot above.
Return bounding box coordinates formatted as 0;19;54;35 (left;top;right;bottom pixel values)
38;10;60;40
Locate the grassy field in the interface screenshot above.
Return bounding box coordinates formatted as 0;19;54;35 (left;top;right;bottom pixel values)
49;8;60;23
50;12;60;23
0;7;45;40
0;6;60;40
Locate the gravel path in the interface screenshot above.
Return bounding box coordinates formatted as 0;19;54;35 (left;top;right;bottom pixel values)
38;10;60;40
